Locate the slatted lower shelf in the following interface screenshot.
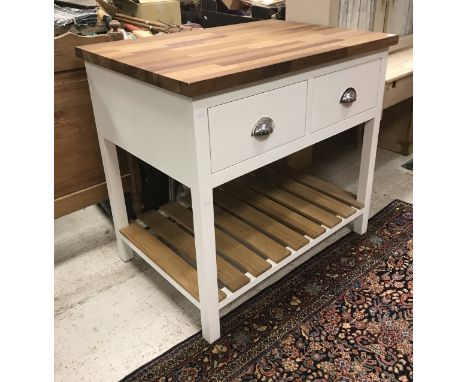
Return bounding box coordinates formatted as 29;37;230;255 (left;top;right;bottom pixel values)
120;166;364;307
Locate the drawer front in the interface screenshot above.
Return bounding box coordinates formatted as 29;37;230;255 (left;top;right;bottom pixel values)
209;81;307;173
310;59;382;131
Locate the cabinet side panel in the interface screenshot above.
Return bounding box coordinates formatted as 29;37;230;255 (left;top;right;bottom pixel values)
85;63;196;187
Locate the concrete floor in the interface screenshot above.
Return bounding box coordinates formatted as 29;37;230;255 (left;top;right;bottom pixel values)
54;146;412;382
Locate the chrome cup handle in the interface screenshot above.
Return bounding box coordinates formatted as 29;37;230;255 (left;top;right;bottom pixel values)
252;117;274;137
340;87;357;104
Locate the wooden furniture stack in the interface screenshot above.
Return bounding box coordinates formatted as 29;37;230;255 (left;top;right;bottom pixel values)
76;20;397;343
379;47;413;155
54;31;142;218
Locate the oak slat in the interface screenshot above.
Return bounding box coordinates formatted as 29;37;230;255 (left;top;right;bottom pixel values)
214;206;291;263
241;174;341;228
120;223;225;302
257;168;355;218
285;170;364;209
180;195;290;263
140;210;249;292
223;181;326;239
214;189;309;251
76;20;398;97
159;202;271;277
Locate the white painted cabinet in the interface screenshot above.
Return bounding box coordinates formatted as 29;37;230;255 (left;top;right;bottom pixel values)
81;21;394;343
209;81;308;172
310;59;382;131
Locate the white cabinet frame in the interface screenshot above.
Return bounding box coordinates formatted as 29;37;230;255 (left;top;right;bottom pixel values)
85;49;388;343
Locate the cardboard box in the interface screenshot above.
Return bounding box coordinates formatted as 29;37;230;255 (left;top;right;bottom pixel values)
114;0;182;25
222;0;243;10
285;0;333;25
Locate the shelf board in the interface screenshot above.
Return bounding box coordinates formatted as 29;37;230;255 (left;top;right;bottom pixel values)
213;206;291;263
256;168;356;218
240;174;342;228
120;170;363;308
179;195;291;263
214;188;309;250
160;202;271;277
120;222;226;302
281;168;364;210
222;181;325;239
139;210;249;292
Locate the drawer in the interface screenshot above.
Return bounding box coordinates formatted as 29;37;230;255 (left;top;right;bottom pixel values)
209;81;307;173
310;59;382;132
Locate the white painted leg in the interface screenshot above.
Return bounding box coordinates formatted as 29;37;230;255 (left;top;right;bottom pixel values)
189;106;220;342
98;136;134;261
354;118;380;234
191;186;220;343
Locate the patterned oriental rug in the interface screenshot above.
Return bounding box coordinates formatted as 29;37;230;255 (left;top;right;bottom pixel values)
122;200;413;382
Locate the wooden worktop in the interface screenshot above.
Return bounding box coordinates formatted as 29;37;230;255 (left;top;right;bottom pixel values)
76;20;398;97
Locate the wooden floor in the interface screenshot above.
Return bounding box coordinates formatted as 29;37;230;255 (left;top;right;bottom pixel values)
120;166;363;302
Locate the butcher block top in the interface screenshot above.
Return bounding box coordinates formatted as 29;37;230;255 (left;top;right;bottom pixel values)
76;20;398;97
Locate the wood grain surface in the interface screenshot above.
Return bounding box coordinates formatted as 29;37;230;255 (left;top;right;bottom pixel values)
386;48;413;83
179;195;290;263
55;32;112;72
54;70;107;198
159;202;271;277
213;206;291;263
222;181;326;239
54;31;142;218
119;172;363;298
139;210;250;292
256;168;356;218
214;188;309;250
241;174;341;228
120;222;226;302
76;20;398;97
285;170;364;209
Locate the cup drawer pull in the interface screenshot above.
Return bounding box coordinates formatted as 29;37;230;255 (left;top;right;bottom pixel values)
340;87;357;104
252;117;274;137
